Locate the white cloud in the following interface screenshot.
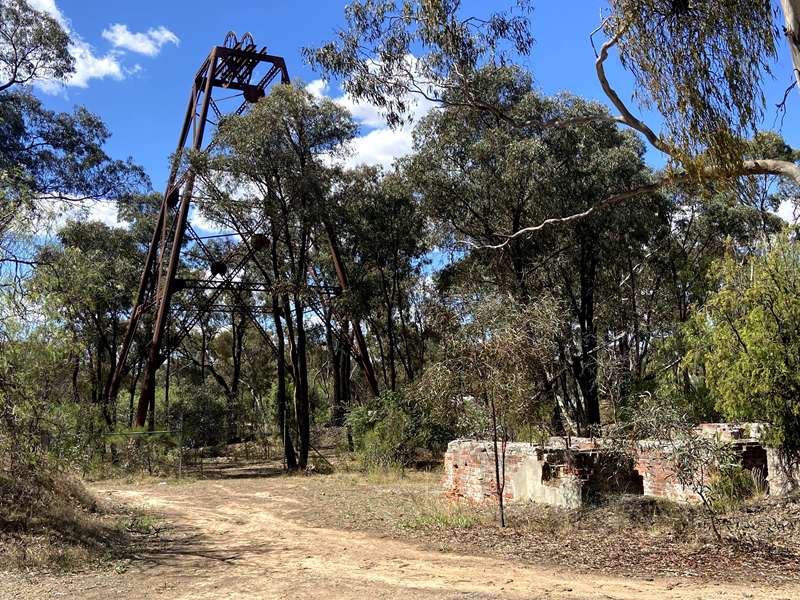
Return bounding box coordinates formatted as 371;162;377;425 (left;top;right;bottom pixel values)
28;0;123;91
189;206;235;236
345;126;414;169
307;64;437;170
33;42;124;92
342;89;436;168
86;200;128;228
67;43;124;88
102;24;179;57
776;199;798;224
331;89;387;129
26;0;67;26
26;1;175;92
49;199;130;231
305;79;328;98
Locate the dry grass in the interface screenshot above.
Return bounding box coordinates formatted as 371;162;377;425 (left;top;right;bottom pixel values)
286;467;800;583
0;468;157;573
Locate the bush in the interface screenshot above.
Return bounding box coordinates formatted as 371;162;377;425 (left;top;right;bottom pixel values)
167;386;227;450
347;390;457;470
686;237;800;453
707;464;755;513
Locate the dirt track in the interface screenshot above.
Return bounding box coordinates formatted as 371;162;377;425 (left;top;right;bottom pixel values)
2;468;798;600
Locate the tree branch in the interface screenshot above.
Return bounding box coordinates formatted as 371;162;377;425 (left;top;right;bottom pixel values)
470;154;800;250
464;179;669;250
594;25;670;154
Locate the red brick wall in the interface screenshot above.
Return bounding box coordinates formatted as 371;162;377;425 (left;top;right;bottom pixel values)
443;441;519;504
635;448;701;503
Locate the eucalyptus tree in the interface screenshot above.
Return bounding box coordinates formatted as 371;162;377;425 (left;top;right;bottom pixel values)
0;0;147;292
195;83;357;469
685;235;800;458
0;0;73;92
174;263;257;444
307;0;800;240
327;166;428;391
415;293;560;526
785;0;800;91
29;220;142;433
408;71;668;430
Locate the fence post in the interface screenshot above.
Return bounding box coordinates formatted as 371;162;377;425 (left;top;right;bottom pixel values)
178;411;184;480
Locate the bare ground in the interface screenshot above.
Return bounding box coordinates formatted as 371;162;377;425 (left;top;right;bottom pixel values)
1;462;799;600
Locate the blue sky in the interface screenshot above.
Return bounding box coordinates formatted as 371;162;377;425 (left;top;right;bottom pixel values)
29;0;800;221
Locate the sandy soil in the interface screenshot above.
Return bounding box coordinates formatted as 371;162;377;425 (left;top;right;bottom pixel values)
2;466;797;600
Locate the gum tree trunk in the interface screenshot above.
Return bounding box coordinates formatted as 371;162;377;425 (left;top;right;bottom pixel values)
782;0;800;91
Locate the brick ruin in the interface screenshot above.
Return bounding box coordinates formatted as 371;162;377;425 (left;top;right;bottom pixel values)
443;423;799;508
443;438;641;509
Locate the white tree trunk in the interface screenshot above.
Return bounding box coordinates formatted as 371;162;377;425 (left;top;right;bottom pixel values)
781;0;800;92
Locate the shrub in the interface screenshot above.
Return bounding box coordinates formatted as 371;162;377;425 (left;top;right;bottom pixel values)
686;236;800;453
707;463;755;513
167;386;227;450
347;390;457;469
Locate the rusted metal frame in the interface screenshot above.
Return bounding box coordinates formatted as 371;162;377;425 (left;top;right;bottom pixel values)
215;46;287;67
254;65;281;90
184;223;218;264
211;42;263;87
105;80;201;408
243;307;282;361
306;265;361;360
215;48;289;87
234;67;281;116
188;231;241;241
171;305;275;315
174;279;273;292
134;49;220;427
111;38;292;427
167;251;254;351
209;97;223;120
215;51;257;85
212;78;260;92
231;64;286;116
157;78;207;288
230;51;260;83
170;300;331;315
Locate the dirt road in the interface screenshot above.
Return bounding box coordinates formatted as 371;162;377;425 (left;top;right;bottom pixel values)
3;471;797;600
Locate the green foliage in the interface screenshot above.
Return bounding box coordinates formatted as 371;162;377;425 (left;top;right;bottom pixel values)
609;0;778;169
707;463;755;514
650;375;719;425
0;90;148;209
347;390;458;469
0;0;74;90
0;322;97;470
356;409;413;470
686;235;800;451
304;0;534;128
413;294;560;438
266;378;295;432
118;513;162;535
167;386;227;450
408;76;668;429
31;221;142;321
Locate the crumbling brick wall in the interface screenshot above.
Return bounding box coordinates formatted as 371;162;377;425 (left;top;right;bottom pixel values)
767;447;800;495
443;440;584;509
633;438;769;503
634;445;702;503
443;439;643;509
444;426;776;508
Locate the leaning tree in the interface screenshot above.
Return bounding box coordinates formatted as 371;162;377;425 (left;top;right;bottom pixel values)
306;0;800;237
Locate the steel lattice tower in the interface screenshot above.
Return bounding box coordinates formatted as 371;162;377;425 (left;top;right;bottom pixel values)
107;33;290;427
